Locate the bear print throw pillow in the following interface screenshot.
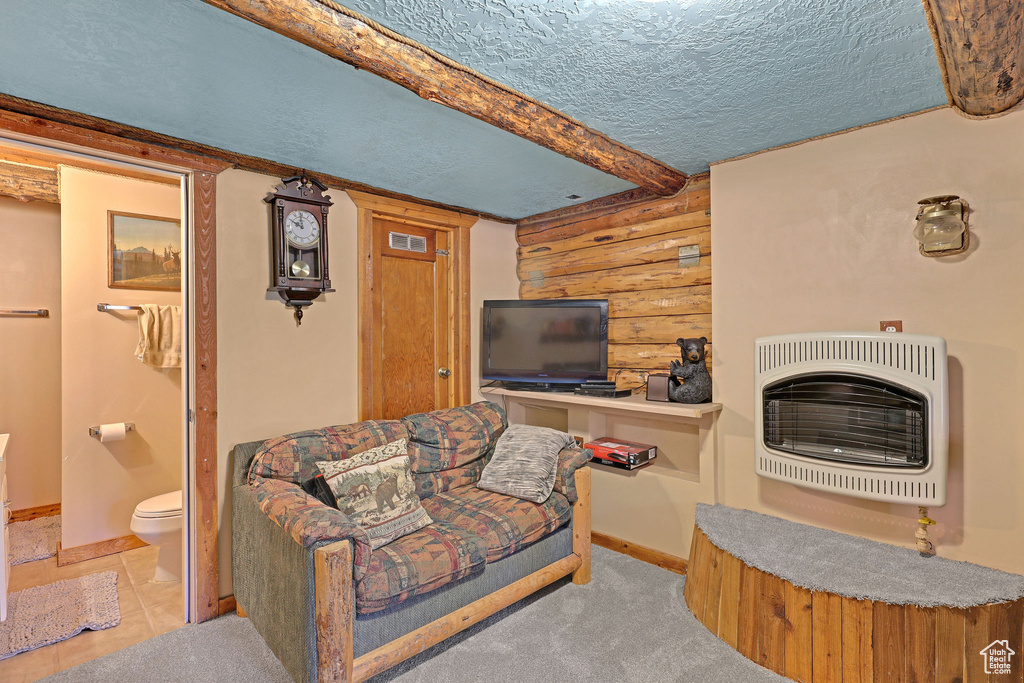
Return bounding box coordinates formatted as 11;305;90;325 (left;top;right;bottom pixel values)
316;438;432;549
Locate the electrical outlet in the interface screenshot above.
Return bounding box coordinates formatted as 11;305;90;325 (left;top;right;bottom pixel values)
880;320;903;333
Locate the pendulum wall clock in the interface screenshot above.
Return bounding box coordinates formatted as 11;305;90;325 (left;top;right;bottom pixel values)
265;174;334;325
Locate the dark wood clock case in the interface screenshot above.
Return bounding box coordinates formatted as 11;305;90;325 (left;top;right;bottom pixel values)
266;175;334;325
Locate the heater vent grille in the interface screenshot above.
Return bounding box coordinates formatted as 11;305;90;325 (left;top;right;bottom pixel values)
756;455;940;502
758;338;938;380
389;231;428;253
763;373;927;469
754;332;948;506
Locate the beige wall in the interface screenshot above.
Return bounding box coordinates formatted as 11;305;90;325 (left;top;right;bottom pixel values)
60;167;182;549
470;218;519;403
215;168;518;596
0;197;62;509
711;106;1024;573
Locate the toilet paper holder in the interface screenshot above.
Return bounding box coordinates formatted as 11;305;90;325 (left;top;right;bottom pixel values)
88;423;135;438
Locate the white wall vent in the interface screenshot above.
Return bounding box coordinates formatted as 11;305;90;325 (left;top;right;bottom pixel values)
755;332;948;506
389;231;428;254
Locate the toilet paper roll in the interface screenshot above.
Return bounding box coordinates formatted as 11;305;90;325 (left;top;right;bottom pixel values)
98;422;127;443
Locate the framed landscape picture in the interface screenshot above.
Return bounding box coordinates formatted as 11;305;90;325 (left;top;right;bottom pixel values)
108;211;182;291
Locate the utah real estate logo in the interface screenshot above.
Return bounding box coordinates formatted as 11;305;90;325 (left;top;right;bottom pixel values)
980;640;1015;675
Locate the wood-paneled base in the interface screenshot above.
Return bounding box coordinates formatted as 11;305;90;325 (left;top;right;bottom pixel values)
684;526;1024;682
593;531;687;576
9;503;61;522
218;595;238;616
57;534;148;566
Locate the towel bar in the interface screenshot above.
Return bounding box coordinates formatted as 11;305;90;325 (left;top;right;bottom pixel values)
97;303;143;312
0;308;49;317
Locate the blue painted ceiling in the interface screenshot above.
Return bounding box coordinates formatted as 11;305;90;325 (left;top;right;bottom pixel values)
345;0;948;176
0;0;947;218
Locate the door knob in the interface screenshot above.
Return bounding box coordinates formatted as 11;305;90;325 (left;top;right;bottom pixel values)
437;367;451;378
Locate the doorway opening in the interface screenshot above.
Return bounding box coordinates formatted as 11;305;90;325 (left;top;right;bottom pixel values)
0;133;202;675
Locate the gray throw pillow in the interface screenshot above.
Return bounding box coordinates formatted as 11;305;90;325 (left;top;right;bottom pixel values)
477;425;576;503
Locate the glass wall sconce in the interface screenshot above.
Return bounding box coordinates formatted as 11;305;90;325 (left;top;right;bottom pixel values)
914;195;969;257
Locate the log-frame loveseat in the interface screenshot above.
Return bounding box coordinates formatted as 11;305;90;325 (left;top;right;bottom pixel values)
231;402;592;683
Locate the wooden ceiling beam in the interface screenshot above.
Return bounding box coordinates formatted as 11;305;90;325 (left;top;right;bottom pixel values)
0;93;507;222
0;160;58;203
203;0;688;196
0;145;181;187
924;0;1024;117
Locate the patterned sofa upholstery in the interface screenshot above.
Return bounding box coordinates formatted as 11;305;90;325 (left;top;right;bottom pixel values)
232;401;592;683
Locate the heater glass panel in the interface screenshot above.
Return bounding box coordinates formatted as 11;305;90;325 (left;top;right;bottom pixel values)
763;373;927;468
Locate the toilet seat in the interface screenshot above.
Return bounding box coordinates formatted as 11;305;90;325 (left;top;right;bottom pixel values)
134;490;182;519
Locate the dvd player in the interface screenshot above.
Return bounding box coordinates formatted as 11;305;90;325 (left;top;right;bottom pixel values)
573;387;632;398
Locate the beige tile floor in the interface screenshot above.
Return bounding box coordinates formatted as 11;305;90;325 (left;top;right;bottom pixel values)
0;544;185;682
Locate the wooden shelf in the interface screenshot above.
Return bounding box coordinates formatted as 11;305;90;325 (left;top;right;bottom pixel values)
483;387;720;562
479;387;721;420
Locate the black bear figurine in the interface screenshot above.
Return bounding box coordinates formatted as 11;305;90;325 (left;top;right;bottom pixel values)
668;337;712;404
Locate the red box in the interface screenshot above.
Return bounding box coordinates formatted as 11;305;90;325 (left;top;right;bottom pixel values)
585;436;657;470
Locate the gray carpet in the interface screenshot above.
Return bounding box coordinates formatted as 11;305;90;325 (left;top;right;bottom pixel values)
697;503;1024;607
9;514;60;565
42;547;785;682
1;571;120;659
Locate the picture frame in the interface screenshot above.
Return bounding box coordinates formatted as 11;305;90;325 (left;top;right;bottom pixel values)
107;211;182;291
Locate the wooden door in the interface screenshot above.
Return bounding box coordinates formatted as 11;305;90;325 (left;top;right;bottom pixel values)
350;191;475;421
377;220;450;419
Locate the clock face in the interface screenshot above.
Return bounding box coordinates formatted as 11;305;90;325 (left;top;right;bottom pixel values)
284;209;320;247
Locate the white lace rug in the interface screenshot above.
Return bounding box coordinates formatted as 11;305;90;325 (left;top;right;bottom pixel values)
9;515;60;565
0;571;121;660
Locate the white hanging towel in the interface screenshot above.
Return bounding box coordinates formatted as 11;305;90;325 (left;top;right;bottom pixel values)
135;304;182;368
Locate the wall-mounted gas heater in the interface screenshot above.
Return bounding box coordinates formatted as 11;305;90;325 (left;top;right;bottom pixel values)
755;332;948;506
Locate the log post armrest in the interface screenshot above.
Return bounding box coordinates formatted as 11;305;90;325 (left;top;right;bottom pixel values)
571;465;591;585
316;540;355;683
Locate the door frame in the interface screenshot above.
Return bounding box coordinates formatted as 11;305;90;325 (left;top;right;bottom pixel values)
347;190;477;420
0;108;229;622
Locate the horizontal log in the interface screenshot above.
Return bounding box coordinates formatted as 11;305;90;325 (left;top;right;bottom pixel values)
609;369;649;390
609;343;712;370
518;210;710;259
518;225;709;281
0;161;58;203
608;314;711;344
925;0;1024;116
0;98;231;174
205;0;687;195
516;187;660;227
609;367;713;390
0;94;508;222
0;146;177;187
354;554;582;681
607;285;711;319
520;258;711;299
517;176;710;246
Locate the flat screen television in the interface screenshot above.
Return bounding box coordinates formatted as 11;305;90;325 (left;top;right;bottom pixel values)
481;299;608;390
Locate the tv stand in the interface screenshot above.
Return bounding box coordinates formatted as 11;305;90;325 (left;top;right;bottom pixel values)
480;386;722;564
498;382;579;393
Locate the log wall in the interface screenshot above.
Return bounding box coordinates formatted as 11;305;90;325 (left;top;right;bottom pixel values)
515;175;711;389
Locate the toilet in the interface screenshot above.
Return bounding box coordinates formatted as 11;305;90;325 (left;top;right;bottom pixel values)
130;490;183;582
